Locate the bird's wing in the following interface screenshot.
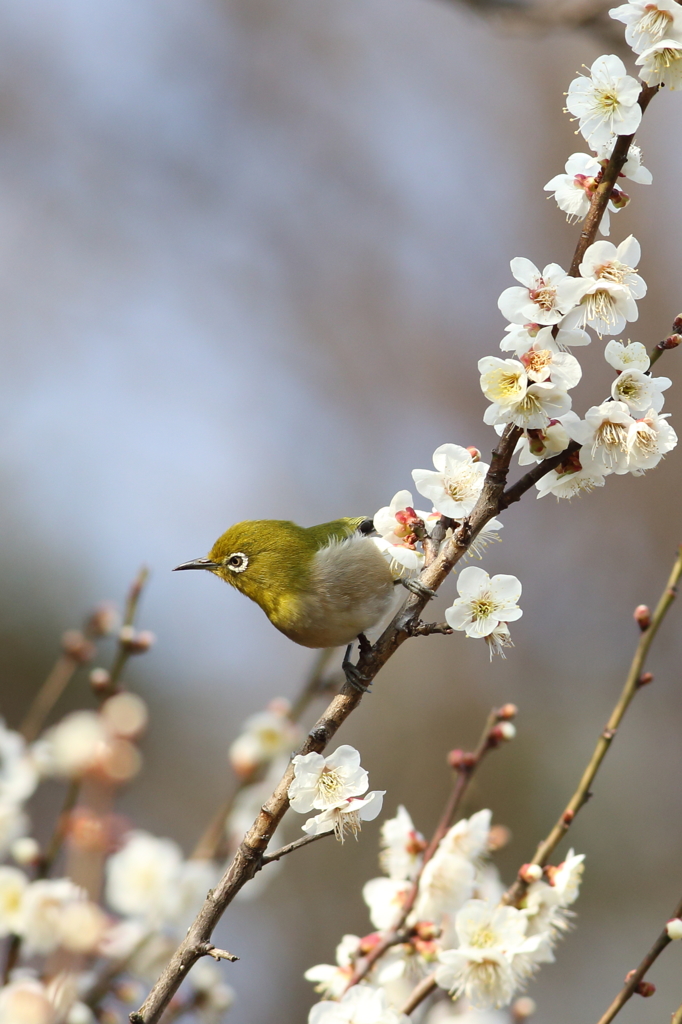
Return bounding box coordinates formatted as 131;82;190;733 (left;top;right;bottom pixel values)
306;517;372;550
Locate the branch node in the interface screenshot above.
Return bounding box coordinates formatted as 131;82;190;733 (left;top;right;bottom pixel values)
200;943;239;963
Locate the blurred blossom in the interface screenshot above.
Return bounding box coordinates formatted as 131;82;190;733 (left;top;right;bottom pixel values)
228;701;300;777
36;712;108;778
20;878;87;955
100;693;149;739
0;723;38;805
379;805;425;882
105;830;184;923
0;978;56;1024
308;985;409;1024
58;900;109;954
0;866;28;936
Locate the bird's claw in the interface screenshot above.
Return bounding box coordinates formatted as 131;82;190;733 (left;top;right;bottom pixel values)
342;643;372;694
398;577;437;600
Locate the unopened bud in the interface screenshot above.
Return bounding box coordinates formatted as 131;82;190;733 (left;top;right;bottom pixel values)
487;824;512;851
490;722;516;746
666;918;682;940
638;671;654;687
672;313;682;333
512;997;537;1021
562;809;575;826
11;836;40;865
520;863;543;884
85;603;120;637
497;703;518;721
466;447;481;462
89;667;112;693
119;627;156;654
414;921;440;941
634;605;651;630
358;932;383;955
609;187;630;209
635;981;655;997
661;333;681;350
62;630;95;664
448;749;477;770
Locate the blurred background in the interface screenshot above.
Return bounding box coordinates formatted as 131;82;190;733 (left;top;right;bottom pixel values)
0;0;681;1020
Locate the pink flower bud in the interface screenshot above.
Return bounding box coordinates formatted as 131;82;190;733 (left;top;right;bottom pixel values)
86;603;120;637
637;671;654;687
466;447;481;462
89;667;112;693
512;997;537;1021
661;333;681;350
487;824;512;851
634;604;651;630
497;703;518;721
610;187;630;209
562;809;575;826
448;749;477;770
520;863;543;883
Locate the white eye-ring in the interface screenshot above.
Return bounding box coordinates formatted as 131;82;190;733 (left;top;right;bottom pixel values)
226;551;249;573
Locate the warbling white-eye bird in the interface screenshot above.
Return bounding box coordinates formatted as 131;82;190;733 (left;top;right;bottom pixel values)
174;517;434;691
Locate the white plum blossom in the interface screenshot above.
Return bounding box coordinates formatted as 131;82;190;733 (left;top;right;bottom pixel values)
604;339;650;371
569;401;635;474
535;449;609;499
484;624;515;660
305;934;361;998
413;849;477;924
0;804;29;860
518;342;582;392
612;368;671;413
610;141;653;183
440;809;492;862
379;805;425;881
544;152;624;235
435;901;542;1010
579;235;646;300
566;55;642;148
373;491;431;575
445;566;522;640
228;701;301;777
105;830;184;925
0;866;28;937
565;278;639;337
465;518;504;561
38;711;109;778
20;878;87;955
309;985;410;1024
0;978;61;1024
302;791;385;841
636;38;682;87
501;322;591;356
412;445;488;520
515;418;577;465
627;408;678;470
289;746;369;813
552;849;585;906
363;876;412;930
497;259;586;326
610;0;682;52
479;357;572;430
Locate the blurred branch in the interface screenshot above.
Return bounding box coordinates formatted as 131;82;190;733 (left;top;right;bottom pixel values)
102;566;150;698
347;706;510;988
133;92;669;1024
401;971;437;1015
20;634;94;743
503;543;682;908
594;893;682;1024
673;1001;682;1024
190;648;338;861
446;0;623;49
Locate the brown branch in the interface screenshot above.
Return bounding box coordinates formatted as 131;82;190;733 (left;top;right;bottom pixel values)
503;544;682;908
594;894;682;1024
409;621;454;636
346;707;510;989
672;1000;682;1024
446;0;623;49
100;566;150;699
401;971;437;1015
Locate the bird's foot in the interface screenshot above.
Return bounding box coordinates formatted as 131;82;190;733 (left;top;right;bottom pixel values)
342;644;372;694
398;577;437;600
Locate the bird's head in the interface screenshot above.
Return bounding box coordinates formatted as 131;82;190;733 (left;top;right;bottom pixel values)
174;520;314;609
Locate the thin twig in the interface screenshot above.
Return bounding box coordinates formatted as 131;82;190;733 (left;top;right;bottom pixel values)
594;894;682;1024
102;566;150;699
261;830;335;865
346;707;506;988
672;1001;682;1024
20;656;81;743
401;971;437;1015
503;544;682;907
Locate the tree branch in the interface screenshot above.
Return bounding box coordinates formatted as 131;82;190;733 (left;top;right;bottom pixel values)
260;830;334;865
503;544;682;908
593;894;682;1024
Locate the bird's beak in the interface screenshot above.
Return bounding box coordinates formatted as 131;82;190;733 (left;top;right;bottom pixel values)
173;557;220;572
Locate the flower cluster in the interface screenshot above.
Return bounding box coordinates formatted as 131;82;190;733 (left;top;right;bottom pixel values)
305;800;585;1019
288;746;385;840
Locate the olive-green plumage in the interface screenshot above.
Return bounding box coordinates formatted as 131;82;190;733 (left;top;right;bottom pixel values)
175;518;396;648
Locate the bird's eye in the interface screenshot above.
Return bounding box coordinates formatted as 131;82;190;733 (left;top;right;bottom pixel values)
226;552;248;573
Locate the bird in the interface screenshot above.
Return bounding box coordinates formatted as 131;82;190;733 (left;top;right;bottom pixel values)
174;517;433;691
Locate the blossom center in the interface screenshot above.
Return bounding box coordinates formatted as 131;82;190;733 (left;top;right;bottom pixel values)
595;258;636;285
528;284;557;312
638;7;673;42
485;369;525;404
443;468;477;501
615;378;644;402
469;925;497;949
522;349;552;376
318;766;345;801
471;594;497;621
584;289;616;327
594;87;620;115
594;421;628;464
